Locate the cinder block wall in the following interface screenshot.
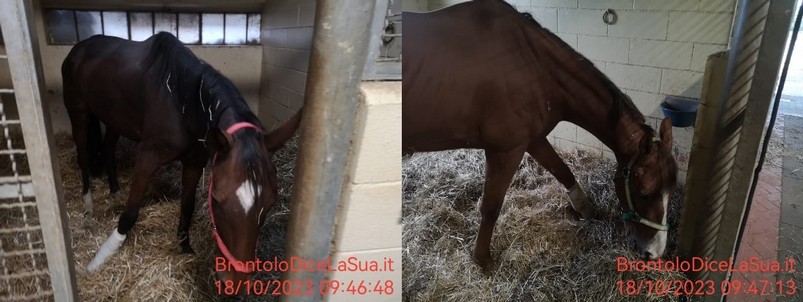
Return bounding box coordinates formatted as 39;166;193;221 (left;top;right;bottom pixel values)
425;0;737;179
259;0;314;128
327;82;402;302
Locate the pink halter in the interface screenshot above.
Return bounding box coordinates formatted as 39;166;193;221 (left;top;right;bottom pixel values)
208;122;260;273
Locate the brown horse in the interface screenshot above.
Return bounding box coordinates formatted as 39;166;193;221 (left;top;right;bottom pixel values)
403;0;677;275
62;32;301;283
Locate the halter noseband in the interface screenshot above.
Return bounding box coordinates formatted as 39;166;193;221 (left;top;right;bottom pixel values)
613;136;670;232
208;122;260;273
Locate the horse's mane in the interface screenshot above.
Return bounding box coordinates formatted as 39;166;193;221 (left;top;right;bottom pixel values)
143;32;267;192
494;2;646;125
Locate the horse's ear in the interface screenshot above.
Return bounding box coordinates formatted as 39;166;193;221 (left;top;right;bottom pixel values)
209;129;233;154
264;109;302;152
659;117;673;151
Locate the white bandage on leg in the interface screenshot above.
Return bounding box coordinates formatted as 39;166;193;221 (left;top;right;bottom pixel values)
83;191;93;214
87;228;126;272
568;184;594;219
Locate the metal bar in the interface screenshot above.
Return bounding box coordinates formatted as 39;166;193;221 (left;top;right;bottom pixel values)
0;89;14;94
376;57;401;62
0;149;28;155
0;270;49;280
0;1;78;301
0;175;33;184
0;201;38;209
0;54;8;60
361;0;391;79
0;119;22;126
0;248;46;257
0;225;42;234
279;0;377;301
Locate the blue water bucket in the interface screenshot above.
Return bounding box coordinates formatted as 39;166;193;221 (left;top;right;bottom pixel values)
660;96;699;128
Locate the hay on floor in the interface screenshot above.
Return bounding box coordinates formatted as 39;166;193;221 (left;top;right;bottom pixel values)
53;133;297;301
402;149;687;302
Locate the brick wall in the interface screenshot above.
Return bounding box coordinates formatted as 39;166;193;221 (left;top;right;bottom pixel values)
259;0;315;128
327;82;402;302
423;0;736;178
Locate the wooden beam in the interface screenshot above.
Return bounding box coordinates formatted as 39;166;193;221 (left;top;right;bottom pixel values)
0;1;78;301
679;1;796;301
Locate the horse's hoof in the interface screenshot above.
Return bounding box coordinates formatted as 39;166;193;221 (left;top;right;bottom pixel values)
472;252;496;276
565;204;595;220
180;245;195;254
571;205;596;220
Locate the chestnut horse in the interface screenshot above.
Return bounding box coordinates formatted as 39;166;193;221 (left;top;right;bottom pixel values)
403;0;677;275
62;32;301;282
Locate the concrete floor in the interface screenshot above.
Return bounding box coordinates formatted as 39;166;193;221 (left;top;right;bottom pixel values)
776;115;803;302
781;34;803;117
777;36;803;292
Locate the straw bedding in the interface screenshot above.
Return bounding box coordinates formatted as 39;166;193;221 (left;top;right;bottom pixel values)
402;149;688;302
53;132;297;301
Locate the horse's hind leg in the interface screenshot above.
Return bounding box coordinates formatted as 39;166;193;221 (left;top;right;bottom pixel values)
87;149;162;271
88;115;103;176
177;160;204;254
102;130;120;194
527;138;594;219
68;111;94;214
474;147;525;276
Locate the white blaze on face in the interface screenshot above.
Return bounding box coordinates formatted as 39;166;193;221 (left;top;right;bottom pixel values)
236;180;261;213
643;192;669;259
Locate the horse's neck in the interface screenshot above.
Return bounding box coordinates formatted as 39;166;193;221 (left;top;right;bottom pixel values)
532;43;643;162
561;95;644;163
522;24;646;162
215;104;260;133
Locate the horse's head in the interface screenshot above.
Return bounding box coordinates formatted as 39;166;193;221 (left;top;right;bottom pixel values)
614;118;677;260
208;114;300;283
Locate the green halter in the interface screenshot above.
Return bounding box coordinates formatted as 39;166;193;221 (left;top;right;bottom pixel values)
613;137;670;232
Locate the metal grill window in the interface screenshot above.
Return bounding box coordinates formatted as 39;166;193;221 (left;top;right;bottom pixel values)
45;10;262;45
130;12;153;41
154;12;179;37
380;0;402;62
75;11;102;41
0;61;53;300
363;0;402;80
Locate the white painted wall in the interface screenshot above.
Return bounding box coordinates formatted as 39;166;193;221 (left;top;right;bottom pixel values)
421;0;738;177
259;0;314;128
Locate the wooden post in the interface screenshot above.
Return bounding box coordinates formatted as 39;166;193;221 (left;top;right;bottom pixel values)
678;0;796;301
0;1;78;301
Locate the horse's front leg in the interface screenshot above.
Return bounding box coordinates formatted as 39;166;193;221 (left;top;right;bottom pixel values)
527;138;595;219
87;149;162;271
473;146;525;276
177;161;204;254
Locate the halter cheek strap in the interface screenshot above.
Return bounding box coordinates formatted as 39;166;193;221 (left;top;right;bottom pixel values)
208;122;260;273
613;137;670;232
